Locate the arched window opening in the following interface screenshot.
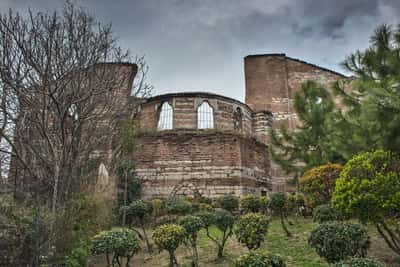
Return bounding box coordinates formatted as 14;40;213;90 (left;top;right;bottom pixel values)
233;107;243;130
197;101;214;129
157;102;173;130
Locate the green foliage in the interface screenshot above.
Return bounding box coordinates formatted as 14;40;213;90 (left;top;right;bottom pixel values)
90;228;140;266
313;204;340;223
152;224;186;253
65;246;88;267
270;80;341;176
123;200;153;225
179;215;204;238
308;222;369;263
152;224;186;266
259;196;270;214
240;195;262;213
268;193;287;215
213;209;235;232
194;211;215;228
332;150;400;222
151;198;165;217
235;213;269;250
333;258;387;267
300;164;343;208
199;203;213;211
165;199;192;215
217;195;239;213
235;251;286;267
328;24;400;157
332;150;400;255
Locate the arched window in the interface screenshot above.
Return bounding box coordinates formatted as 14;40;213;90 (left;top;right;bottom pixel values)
233;107;243;130
197;101;214;129
157;102;173;130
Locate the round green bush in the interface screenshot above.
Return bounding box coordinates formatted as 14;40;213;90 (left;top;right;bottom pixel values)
123;199;153;224
308;222;370;263
152;224;186;253
240;195;262;213
199;203;213;211
91;228;140;257
235;251;286;267
235;212;269;250
313;204;340;223
194;211;215;228
332;258;387;267
213;209;235;231
165;199;192;215
178;215;204;238
217;195;239;212
268;192;287;215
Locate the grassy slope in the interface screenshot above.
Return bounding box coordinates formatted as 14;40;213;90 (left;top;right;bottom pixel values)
90;217;399;267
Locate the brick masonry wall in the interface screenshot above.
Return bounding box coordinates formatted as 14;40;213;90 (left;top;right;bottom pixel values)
134;130;270;199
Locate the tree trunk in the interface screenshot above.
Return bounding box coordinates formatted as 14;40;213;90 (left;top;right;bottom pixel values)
191;243;199;267
168;251;175;267
280;213;292;237
217;245;224;258
142;225;153;253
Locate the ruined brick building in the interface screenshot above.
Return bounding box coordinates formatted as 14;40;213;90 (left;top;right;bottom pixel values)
134;54;345;199
9;53;346;200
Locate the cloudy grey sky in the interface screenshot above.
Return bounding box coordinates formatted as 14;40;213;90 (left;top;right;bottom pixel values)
1;0;399;101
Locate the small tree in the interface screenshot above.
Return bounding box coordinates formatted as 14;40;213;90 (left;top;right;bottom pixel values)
179;216;204;267
269;193;291;237
235;252;286;267
308;222;369;264
152;224;186;267
240;195;261;213
123;200;153;253
235;213;269;250
300;164;342;208
332;258;386;267
313;204;340;224
165;199;192;215
217;195;239;213
332;150;400;255
90;228;140;267
202;209;235;258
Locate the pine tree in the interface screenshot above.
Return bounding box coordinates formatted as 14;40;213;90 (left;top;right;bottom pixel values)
270;81;343;183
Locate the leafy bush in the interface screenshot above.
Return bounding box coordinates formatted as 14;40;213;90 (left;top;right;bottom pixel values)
235;213;269;250
235;251;286;267
300;163;342;208
217;195;239;213
332;258;387;267
240;195;262;213
154;214;180;226
199;203;213;211
332;150;400;255
260;196;270;214
198;196;213;205
165;199;192;215
65;246;88;267
152;224;186;267
313;204;340;223
123;199;153;252
179;216;204;267
269;192;291;237
202;209;235;258
152;198;165;217
308;222;369;263
90;228;140;267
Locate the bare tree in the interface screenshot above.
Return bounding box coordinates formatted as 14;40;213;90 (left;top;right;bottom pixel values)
0;2;152;261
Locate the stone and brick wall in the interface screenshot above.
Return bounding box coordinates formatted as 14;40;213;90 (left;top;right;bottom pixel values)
134;130;270;199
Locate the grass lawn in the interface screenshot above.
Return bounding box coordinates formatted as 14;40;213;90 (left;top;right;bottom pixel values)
89;217;399;267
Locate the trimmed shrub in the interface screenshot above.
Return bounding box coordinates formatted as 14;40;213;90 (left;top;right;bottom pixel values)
152;224;186;267
332;258;387;267
235;251;286;267
217;195;239;213
300;163;343;208
332;150;400;255
179;216;204;267
240;195;262;213
90;228;140;267
199;203;213;211
269;192;291;237
308;222;369;263
165;199;192;215
313;204;340;223
235;213;269;250
194;211;215;228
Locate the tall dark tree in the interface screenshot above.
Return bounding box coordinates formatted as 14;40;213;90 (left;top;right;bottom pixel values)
270;81;343;184
328;24;400;158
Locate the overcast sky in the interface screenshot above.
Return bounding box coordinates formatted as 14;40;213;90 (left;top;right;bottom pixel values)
1;0;399;101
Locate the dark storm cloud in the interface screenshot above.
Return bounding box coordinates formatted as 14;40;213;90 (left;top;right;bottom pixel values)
1;0;399;100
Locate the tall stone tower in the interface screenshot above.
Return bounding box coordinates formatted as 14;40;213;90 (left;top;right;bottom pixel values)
244;54;345;191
